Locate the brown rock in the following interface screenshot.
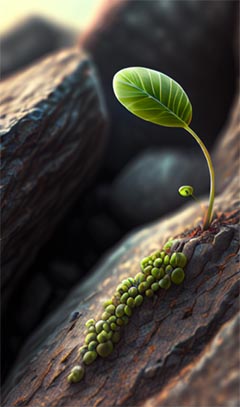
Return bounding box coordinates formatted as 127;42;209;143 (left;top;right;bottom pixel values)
1;16;76;78
2;90;239;406
1;48;107;296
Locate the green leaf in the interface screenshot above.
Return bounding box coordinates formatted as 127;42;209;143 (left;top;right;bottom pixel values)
113;67;192;128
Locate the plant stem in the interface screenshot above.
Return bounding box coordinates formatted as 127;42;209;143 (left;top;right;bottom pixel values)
184;126;215;230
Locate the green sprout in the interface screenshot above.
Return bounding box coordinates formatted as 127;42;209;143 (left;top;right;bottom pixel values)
113;67;215;230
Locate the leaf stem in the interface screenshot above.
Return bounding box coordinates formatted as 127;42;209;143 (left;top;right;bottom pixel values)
184;126;215;230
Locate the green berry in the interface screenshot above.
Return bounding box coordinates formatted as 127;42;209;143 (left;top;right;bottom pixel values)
105;304;116;314
83;350;98;365
165;265;173;273
159;275;171;289
103;299;112;307
128;287;138;297
171;268;185;285
135;273;145;283
102;312;111;320
170;252;187;268
115;304;125;317
85;332;97;344
143;265;152;275
116;318;124;326
146;275;155;285
96;341;114;357
151;282;160;292
67;365;85;383
120;292;129;303
88;341;98;351
108;315;117;323
112;331;121;344
97;331;108;343
160;251;165;258
153;258;162;267
126;297;135;308
103;322;110;332
134;294;143;306
138;282;147;293
141;257;150;269
145;289;154;297
85;319;95;328
124;305;132;317
164;255;170;265
122;279;132;287
110;322;117;331
95;320;104;333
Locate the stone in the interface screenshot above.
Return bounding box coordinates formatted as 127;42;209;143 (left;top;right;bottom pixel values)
1;16;76;78
0;48;107;304
109;148;209;227
80;0;237;175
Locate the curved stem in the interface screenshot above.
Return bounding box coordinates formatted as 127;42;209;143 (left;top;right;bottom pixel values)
184;126;215;230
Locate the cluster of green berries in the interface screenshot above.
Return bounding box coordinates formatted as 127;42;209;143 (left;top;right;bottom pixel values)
67;241;187;383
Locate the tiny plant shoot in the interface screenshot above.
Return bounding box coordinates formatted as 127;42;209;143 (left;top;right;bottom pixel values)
113;67;215;230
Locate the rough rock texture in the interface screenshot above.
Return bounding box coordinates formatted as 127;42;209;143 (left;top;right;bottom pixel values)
143;313;240;407
0;48;107;295
80;0;237;174
109;148;208;227
1;16;76;78
2;89;239;406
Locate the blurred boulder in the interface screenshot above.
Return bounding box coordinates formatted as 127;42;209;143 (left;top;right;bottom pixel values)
109;148;208;227
1;47;107;298
80;0;237;175
1;16;77;78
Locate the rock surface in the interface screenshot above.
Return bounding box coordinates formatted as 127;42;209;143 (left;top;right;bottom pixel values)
2;85;239;407
1;16;76;78
109;149;208;227
80;0;237;174
1;48;107;296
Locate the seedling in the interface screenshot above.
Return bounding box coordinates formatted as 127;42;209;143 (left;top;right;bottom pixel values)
113;67;215;230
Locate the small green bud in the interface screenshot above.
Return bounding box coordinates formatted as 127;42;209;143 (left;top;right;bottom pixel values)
171;268;185;285
141;257;150;270
151;282;160;292
134;294;144;306
146;275;155;286
97;331;108;343
159;275;171;289
145;289;154;297
95;320;104;333
116;318;124;326
108;315;117;323
153;258;162;267
103;299;113;307
78;345;88;357
122;315;129;325
170;252;187;268
138;282;147;293
85;319;95;328
124;305;132;317
128;287;138;297
110;322;117;331
96;341;114;357
135;273;145;283
83;350;97;365
103;322;110;332
164;255;170;265
143;265;152;275
165;265;173;273
67;365;85;383
88;340;98;351
105;304;116;314
85;332;97;344
126;297;135;308
102;312;111;320
115;304;125;317
112;331;121;343
120;292;129;303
